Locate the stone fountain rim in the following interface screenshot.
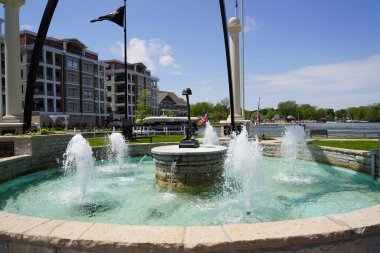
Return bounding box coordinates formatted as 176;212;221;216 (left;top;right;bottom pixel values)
1;204;380;252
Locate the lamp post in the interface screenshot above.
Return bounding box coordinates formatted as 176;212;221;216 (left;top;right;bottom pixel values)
179;88;199;148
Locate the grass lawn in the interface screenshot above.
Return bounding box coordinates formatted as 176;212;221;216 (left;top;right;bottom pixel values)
309;140;379;151
86;135;195;147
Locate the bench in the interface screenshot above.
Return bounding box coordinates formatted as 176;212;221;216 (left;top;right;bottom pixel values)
310;129;328;138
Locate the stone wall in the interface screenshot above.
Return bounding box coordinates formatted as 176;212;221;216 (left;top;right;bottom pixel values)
262;143;380;177
0;135;72;183
1;136;379;182
92;142;177;160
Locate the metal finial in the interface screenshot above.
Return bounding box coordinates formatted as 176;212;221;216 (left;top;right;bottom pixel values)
235;0;238;17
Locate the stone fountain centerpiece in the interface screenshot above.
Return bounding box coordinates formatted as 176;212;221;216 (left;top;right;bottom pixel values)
152;145;227;187
151;87;227;187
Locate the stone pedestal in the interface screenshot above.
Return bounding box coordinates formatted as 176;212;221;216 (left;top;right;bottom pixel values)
229;16;242;118
151;145;227;187
220;119;251;137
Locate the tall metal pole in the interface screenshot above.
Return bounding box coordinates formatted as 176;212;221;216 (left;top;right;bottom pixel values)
241;0;245;119
23;0;59;132
219;0;235;132
0;19;3;122
123;0;128;122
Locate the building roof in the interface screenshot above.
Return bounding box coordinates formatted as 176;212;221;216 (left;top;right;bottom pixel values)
158;91;187;107
60;38;87;49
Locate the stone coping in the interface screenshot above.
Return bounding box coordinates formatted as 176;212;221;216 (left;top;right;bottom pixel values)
1;204;380;252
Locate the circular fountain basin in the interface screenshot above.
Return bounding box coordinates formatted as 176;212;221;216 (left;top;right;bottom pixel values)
151;145;227;187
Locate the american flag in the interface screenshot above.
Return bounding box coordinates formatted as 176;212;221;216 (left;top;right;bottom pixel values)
198;113;209;125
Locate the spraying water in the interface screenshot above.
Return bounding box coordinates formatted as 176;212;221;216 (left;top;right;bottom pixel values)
281;125;307;175
108;132;128;169
224;126;263;209
203;121;219;145
63;134;95;197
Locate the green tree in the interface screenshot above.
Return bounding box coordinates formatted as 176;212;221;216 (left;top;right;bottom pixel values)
298;104;317;120
190;102;213;117
335;109;347;121
266;109;277;120
211;103;229;122
325;108;335;121
278;101;298;118
134;89;152;123
316;108;327;120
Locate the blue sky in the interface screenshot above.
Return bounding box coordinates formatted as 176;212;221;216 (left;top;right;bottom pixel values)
5;0;380;110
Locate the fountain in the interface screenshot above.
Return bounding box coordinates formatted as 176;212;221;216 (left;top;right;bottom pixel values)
108;132;128;169
62;134;95;197
281;125;308;174
203;121;220;145
224;126;263;209
1;2;380;251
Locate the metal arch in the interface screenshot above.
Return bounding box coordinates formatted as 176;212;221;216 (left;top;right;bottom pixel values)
219;0;235;132
23;0;59;132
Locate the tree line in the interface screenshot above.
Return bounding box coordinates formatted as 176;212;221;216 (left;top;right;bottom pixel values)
190;99;380;123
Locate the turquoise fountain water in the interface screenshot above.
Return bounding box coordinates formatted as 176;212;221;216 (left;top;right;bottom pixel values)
0;131;380;226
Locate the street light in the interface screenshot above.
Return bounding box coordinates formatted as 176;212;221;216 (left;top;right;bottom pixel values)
179;88;199;148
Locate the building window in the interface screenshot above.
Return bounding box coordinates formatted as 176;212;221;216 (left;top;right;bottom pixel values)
83;89;93;99
56;100;62;112
66;57;78;69
46;51;53;65
55;70;61;80
67;71;79;83
82;61;93;73
82;74;93;87
47;83;54;96
46;68;53;81
67;86;79;97
55;54;61;66
67;101;79;112
83;102;94;112
56;85;61;97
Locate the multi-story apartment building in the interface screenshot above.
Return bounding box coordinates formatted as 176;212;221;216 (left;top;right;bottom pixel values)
104;60;159;122
0;30;108;127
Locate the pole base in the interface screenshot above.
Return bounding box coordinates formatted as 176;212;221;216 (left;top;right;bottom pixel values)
179;140;200;148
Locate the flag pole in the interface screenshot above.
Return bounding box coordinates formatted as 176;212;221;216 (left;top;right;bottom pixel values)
123;0;128;122
258;97;261;137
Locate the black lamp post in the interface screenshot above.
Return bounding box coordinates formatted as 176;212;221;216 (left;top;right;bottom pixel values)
179;88;199;148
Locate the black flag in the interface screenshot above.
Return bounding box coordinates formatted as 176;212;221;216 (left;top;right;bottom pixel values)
91;6;125;27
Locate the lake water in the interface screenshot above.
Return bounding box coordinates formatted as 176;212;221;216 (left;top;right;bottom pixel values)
199;123;380;137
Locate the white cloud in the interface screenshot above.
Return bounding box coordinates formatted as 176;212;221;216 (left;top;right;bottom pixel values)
20;24;34;31
110;38;177;72
247;55;380;109
168;71;185;76
243;16;256;32
159;55;175;66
